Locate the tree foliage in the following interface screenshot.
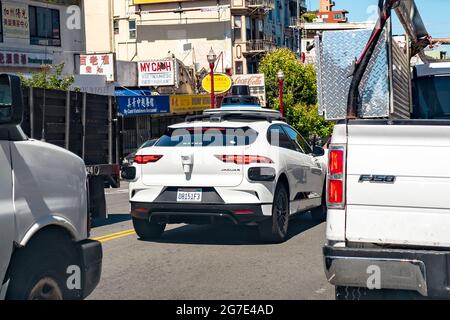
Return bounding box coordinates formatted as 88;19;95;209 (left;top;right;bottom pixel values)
19;63;75;91
302;11;318;23
259;48;317;107
258;48;333;140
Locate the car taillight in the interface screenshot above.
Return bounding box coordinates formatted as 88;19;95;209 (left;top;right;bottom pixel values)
327;146;346;209
134;155;163;164
215;155;273;165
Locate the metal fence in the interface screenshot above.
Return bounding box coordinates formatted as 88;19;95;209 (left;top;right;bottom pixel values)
21;87;118;166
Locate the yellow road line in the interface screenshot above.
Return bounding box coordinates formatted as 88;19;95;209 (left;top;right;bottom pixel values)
92;229;136;243
98;231;136;243
92;229;135;240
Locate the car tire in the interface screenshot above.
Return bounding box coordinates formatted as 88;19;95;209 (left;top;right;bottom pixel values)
311;188;327;222
5;229;80;300
259;183;290;243
132;217;166;240
335;286;424;300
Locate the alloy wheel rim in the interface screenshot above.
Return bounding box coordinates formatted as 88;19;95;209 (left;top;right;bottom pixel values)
276;192;288;234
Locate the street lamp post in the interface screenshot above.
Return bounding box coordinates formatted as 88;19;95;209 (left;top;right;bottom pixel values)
277;70;285;116
207;48;217;109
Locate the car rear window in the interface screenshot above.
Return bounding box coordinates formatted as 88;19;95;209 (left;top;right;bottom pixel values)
155;127;259;147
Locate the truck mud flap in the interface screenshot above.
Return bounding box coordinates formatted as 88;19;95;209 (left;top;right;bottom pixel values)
89;176;107;219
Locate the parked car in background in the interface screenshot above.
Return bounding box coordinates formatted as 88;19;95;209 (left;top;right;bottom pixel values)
122;139;158;166
221;95;261;108
123;107;327;243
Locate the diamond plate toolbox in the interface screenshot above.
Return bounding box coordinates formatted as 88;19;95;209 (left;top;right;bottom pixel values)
316;25;409;120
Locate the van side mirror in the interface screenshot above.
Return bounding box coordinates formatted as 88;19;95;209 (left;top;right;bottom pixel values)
0;74;23;126
312;146;325;157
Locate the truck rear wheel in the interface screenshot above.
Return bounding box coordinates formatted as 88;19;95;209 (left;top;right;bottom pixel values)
5;229;80;300
132;217;165;240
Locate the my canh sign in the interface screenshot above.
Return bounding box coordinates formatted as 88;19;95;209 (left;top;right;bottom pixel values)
138;59;176;86
202;73;232;94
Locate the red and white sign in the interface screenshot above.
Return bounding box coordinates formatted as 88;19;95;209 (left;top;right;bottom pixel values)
79;53;115;82
232;73;266;106
138;59;176;86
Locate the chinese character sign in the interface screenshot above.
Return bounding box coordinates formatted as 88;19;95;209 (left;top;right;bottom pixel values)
117;95;170;117
0;51;53;67
79;54;115;82
3;1;29;39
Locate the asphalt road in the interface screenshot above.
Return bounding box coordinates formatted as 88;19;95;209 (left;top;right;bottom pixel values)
87;182;334;300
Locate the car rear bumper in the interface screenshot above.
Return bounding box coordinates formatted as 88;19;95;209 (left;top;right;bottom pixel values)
130;202;270;225
323;245;450;298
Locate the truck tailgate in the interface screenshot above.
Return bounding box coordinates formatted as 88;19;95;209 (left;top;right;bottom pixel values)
345;123;450;247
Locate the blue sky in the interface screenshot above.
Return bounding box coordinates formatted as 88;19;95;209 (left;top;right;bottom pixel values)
307;0;450;38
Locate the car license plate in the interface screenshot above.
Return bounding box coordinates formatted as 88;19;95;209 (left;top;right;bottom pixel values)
177;189;202;202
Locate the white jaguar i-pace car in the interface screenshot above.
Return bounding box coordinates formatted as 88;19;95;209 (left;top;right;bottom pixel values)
126;107;327;243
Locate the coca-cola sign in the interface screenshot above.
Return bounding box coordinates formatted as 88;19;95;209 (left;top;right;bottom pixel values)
232;74;266;106
232;74;265;87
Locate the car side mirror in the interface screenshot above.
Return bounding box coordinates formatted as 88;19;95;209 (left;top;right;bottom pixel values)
312;146;325;157
0;74;23;126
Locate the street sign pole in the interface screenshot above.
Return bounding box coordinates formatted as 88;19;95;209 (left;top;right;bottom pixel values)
210;62;215;109
207;48;217;109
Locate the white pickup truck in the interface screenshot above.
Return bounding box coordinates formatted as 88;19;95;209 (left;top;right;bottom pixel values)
0;74;102;300
323;0;450;299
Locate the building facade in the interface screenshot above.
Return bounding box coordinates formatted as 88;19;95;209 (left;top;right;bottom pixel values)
0;0;85;76
316;0;348;23
84;0;306;78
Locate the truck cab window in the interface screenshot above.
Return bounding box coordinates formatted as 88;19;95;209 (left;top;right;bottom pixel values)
413;76;450;119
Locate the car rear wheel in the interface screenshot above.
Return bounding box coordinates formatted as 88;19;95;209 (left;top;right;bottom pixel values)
259;183;289;243
132;217;165;240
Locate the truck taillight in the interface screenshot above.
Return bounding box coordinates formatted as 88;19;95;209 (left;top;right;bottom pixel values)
327;146;346;209
215;155;273;165
134;155;163;164
329;149;344;175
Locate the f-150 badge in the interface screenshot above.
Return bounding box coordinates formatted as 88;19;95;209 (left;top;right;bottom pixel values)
359;175;396;183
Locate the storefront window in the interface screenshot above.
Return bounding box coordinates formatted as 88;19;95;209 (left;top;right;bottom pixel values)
29;6;61;46
235;61;243;75
129;20;136;39
233;16;242;41
0;3;3;43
